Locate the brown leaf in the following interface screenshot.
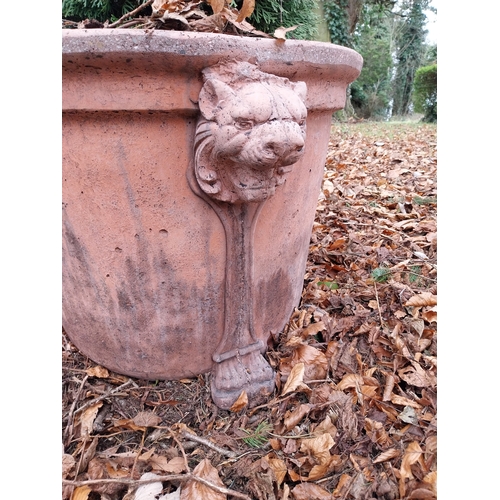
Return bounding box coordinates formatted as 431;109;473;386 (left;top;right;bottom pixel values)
423;471;437;495
364;418;391;447
235;0;255;22
264;456;287;487
149;455;186;473
133;411;162;428
273;25;299;40
71;486;91;500
80;436;99;473
405;292;437;307
86;457;129;496
400;441;423;482
299;433;334;470
398;361;436;388
138;447;156;462
111;418;144;432
281;362;305;395
292;344;328;381
336;373;363;391
291;482;333;499
283;403;311;431
180;458;226;500
422;309;437;323
301;321;325;338
205;0;226;15
382;373;396;401
152;0;184;14
333;474;353;497
62;453;75;478
311;415;337;440
391;394;422;409
230;390;248;412
408;487;436;499
80;402;103;437
85;365;109;378
372;447;400;464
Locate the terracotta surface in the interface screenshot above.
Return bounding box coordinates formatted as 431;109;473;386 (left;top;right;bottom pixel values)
62;29;362;408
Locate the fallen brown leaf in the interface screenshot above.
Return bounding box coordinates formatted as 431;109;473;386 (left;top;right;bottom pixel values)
398;361;436;388
391;394;422;409
336;373;364;391
423;470;437;495
230;390;248;412
80;402;103;437
298;433;335;480
373;448;400;464
235;0;255;22
333;474;353;496
273;25;299;40
291;482;333;499
292;344;328;381
149;455;186;473
400;441;423;496
405;292;437;307
364;417;391;447
407;487;436;499
264;456;287;487
71;486;91;500
62;453;75;478
180;458;226;500
283;403;311;431
311;415;337;439
133;411;162;428
85;365;109;378
205;0;225;15
281;362;305;395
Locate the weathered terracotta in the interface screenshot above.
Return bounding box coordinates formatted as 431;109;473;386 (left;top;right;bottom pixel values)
62;29;362;409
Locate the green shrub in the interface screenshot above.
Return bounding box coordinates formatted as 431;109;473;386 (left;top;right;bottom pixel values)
413;64;437;123
62;0;142;22
247;0;319;40
322;0;352;47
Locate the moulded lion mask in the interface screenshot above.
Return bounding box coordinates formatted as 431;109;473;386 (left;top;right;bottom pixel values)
193;61;307;204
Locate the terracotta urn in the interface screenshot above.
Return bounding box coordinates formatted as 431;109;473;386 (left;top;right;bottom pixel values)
62;29;362;409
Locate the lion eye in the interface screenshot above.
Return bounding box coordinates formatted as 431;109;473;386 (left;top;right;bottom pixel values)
235;119;253;130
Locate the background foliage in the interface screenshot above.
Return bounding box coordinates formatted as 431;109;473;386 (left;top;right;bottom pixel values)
247;0;319;40
62;0;142;22
323;0;436;121
413;63;437;122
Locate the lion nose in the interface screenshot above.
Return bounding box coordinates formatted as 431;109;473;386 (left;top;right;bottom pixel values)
265;134;304;156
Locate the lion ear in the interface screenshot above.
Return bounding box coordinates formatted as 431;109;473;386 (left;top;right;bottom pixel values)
195;164;221;195
292;81;307;103
198;79;236;120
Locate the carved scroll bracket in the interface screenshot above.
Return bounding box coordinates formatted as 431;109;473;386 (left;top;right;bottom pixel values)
188;61;308;409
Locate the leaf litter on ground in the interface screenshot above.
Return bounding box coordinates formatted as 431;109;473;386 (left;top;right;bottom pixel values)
62;120;437;500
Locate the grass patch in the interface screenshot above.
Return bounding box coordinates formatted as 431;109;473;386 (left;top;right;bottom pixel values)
371;266;392;283
413;196;437;205
240;421;272;448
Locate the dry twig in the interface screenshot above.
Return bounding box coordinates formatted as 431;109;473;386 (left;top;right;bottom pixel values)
74;379;135;415
63;374;88;445
107;0;154;28
180;428;238;458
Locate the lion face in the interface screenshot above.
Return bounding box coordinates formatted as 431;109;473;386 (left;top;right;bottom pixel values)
194;63;307;204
